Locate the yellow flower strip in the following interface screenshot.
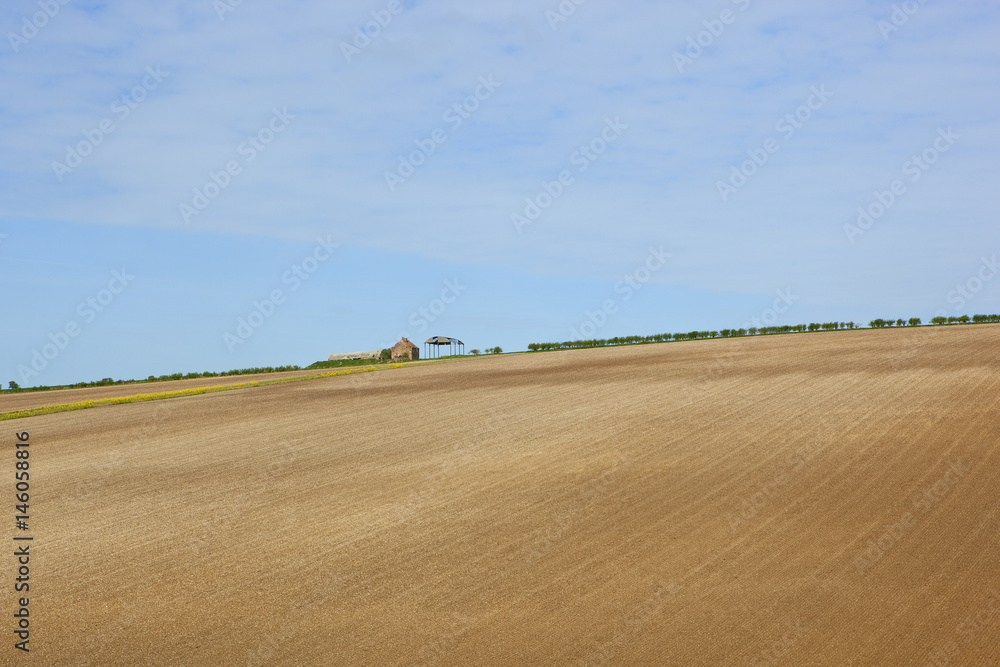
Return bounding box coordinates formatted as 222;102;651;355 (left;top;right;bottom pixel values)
0;364;405;422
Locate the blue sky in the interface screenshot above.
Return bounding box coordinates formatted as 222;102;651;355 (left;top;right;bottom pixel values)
1;0;998;386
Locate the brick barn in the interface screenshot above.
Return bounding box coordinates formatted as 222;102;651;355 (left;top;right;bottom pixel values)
391;337;419;361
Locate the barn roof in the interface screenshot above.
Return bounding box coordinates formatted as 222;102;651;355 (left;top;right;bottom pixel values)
425;336;464;345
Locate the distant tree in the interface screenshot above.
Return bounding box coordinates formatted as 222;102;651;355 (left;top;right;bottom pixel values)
896;319;905;327
8;381;19;391
748;327;758;336
931;316;947;325
908;318;922;327
492;346;503;354
470;349;481;355
958;315;971;324
380;349;391;360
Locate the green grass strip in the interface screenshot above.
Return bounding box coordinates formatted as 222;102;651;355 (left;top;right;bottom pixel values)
0;364;405;422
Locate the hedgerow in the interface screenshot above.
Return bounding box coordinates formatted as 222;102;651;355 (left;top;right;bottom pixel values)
527;315;1000;352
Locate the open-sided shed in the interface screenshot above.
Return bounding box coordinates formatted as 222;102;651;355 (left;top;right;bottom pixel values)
424;336;464;358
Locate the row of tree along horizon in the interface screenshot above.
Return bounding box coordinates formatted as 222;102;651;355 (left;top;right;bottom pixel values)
7;315;997;392
5;365;303;393
527;314;1000;352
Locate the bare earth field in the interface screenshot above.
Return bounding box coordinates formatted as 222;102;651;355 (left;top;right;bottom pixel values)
6;325;1000;665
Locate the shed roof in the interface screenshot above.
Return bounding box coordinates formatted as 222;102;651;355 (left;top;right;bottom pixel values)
425;336;464;345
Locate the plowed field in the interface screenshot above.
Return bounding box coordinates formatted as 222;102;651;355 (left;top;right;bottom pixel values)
7;325;1000;665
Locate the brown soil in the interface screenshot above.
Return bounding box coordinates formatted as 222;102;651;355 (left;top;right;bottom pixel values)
9;325;1000;665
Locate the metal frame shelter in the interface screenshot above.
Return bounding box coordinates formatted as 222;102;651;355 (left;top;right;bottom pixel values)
424;336;464;358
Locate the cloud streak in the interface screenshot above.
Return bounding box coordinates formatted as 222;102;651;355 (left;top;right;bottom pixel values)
1;0;999;383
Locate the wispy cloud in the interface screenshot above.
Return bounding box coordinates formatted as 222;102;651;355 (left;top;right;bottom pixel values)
1;0;998;382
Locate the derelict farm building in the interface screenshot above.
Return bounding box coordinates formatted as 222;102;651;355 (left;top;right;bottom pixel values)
391;338;419;361
327;350;380;362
